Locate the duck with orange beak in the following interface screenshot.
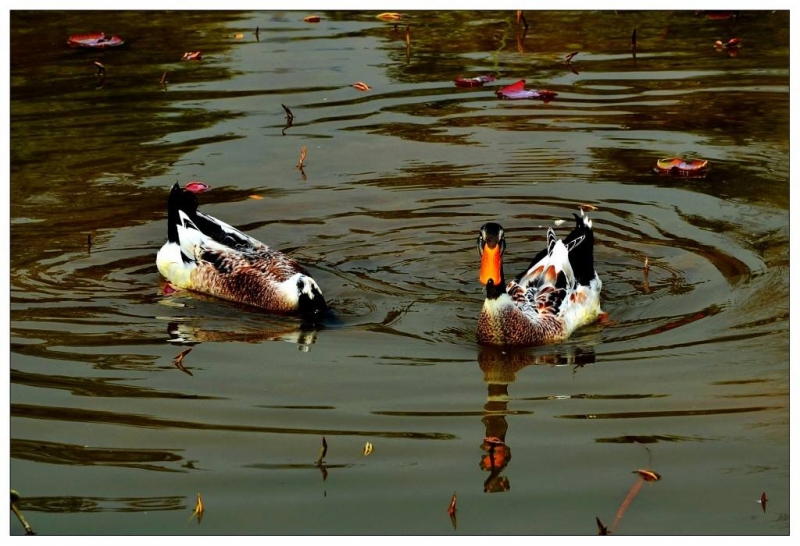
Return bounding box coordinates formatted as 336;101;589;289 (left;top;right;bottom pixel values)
477;209;603;346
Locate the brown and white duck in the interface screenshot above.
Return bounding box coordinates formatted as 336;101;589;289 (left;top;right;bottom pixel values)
476;209;602;346
156;182;326;319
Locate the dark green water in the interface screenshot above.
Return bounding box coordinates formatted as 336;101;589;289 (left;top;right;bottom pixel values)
9;10;789;535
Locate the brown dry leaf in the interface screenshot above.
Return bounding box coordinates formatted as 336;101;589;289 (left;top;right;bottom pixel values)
316;436;328;465
304;15;322;23
352;81;371;91
376;12;403;21
633;469;661;482
579;203;598;211
405;25;410;47
296;145;307;169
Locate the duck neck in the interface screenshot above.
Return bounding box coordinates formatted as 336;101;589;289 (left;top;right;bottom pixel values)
485;277;507;300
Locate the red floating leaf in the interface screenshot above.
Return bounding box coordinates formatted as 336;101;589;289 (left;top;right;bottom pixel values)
496;79;558;101
67;32;125;49
182;51;202;61
454;75;497;88
184;181;211;193
352;81;371;91
303;15;322;23
760;491;767;513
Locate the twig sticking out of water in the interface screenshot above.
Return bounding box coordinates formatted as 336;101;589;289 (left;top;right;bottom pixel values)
11;490;35;535
281;104;294;135
517;10;529;29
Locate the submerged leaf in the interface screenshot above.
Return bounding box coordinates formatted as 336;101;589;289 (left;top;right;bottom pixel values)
454;75;496;88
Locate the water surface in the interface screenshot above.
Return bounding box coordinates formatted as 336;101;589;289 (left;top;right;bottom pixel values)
9;10;790;535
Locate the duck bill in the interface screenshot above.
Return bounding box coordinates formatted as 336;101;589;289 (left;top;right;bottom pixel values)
480;244;502;285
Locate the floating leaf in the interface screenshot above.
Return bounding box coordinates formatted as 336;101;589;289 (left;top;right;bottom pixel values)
405;25;411;47
565;51;579;63
643;256;650;273
454;75;496;88
303;15;321;23
67;32;124;49
297;145;307;170
376;12;403;21
352;81;371;91
633;469;661;482
579;203;598;211
363;442;374;456
553;219;565;227
249;195;263;200
182;51;202;61
759;491;768;513
184;181;211;193
496;80;557;101
653;157;709;177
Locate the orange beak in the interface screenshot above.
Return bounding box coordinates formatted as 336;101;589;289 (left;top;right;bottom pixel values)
480;243;502;285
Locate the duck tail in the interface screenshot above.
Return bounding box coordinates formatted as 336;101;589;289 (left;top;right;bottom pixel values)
565;209;596;286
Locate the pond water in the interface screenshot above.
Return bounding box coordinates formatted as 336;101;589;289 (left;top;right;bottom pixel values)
8;10;790;536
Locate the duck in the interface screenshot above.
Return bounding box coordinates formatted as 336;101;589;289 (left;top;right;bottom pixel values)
156;182;326;319
476;209;602;346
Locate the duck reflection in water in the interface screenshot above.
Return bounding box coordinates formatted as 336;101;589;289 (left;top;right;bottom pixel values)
477;345;596;493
